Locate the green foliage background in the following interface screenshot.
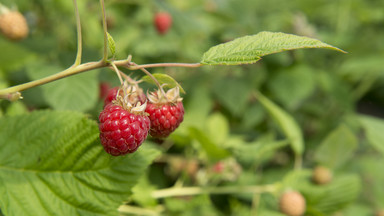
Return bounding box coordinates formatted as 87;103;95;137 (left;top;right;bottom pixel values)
1;0;384;215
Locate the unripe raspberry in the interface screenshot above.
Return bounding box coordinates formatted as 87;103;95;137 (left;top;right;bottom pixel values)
154;12;172;35
279;191;306;216
376;209;384;216
312;165;333;185
146;87;184;139
0;10;28;41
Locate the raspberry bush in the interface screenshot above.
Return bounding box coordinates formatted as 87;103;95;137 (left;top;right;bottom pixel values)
1;0;384;216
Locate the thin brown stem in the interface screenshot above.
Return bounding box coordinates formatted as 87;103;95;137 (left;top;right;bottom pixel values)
110;62;124;84
126;62;202;70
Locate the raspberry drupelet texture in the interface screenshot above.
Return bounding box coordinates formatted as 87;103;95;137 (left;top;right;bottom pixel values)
146;87;184;139
146;101;184;138
99;104;150;156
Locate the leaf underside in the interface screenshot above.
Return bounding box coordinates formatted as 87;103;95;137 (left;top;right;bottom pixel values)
201;31;345;65
0;111;159;216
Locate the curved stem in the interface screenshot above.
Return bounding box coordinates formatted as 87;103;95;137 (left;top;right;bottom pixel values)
72;0;82;66
110;62;124;84
130;62;166;96
0;61;106;95
0;59;195;100
151;184;277;199
127;62;202;70
100;0;108;62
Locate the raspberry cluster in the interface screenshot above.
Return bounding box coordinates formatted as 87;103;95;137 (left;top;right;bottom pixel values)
99;83;184;156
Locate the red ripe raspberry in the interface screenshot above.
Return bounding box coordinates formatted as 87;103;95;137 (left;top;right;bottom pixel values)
99;82;111;100
104;87;119;105
99;83;150;156
146;87;184;139
154;12;172;35
99;104;150;156
146;101;184;138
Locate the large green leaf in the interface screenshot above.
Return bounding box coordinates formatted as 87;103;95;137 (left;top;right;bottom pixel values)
0;111;160;216
27;62;99;111
256;92;304;155
359;115;384;155
200;31;345;65
314;125;358;169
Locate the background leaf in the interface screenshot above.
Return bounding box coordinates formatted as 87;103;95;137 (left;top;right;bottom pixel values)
27;62;99;111
200;31;345;65
256;91;304;155
0;111;160;216
314;125;358;169
359;115;384;155
141;73;186;94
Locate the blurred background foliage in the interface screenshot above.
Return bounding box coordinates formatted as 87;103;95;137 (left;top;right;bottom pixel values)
1;0;384;215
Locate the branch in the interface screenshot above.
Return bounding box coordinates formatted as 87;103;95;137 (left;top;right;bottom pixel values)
126;62;202;70
151;184;277;199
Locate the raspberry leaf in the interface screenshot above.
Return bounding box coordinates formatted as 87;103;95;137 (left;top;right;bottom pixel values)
303;174;361;214
256;91;304;155
359;115;384;155
201;31;345;65
141;73;186;94
314;125;358;169
0;111;160;216
26;61;99;111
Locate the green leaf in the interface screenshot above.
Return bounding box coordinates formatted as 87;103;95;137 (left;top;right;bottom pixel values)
0;38;35;71
306;175;361;214
107;32;116;58
141;73;186;94
27;61;99;111
201;31;345;65
256;91;304;155
314;125;358;169
0;111;160;216
212;77;252;117
206;112;229;144
359;115;384;155
189;127;231;161
268;65;315;110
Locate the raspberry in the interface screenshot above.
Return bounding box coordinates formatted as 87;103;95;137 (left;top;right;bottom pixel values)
0;9;28;41
99;82;111;100
312;165;333;185
146;87;184;138
279;191;306;216
104;87;119;105
99;84;150;156
154;12;172;35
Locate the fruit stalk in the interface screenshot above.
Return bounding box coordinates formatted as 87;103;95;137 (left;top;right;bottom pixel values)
72;0;82;66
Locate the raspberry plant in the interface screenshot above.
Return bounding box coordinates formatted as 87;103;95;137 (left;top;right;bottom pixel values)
1;0;384;215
